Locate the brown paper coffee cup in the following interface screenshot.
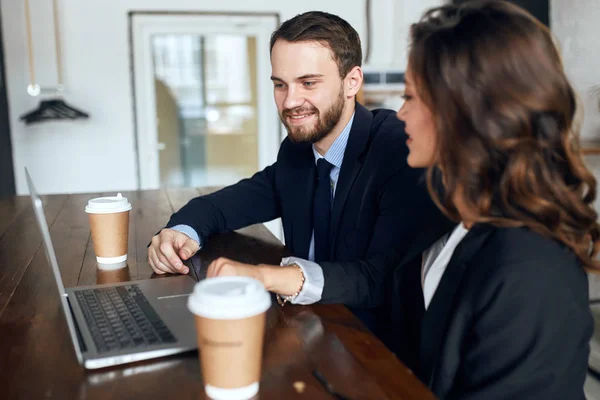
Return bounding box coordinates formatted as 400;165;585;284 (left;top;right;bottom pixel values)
196;313;266;391
188;277;271;400
88;211;129;256
85;193;132;269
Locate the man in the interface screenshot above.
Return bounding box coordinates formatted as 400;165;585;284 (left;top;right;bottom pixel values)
148;11;445;329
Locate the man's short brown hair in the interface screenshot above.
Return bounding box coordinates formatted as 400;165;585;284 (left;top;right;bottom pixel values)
270;11;362;78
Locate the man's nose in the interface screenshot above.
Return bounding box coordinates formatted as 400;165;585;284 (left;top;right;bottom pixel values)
283;86;304;110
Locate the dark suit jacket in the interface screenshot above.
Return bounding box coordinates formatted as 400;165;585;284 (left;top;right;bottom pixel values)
390;223;593;399
166;103;446;310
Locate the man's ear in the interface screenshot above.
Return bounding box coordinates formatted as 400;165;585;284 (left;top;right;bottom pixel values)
345;66;364;98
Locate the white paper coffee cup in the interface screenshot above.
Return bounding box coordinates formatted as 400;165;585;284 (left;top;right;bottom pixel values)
85;193;132;215
85;193;132;268
188;277;271;400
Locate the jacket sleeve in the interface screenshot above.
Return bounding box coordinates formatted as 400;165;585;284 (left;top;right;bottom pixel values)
319;162;445;307
165;162;281;243
448;260;592;400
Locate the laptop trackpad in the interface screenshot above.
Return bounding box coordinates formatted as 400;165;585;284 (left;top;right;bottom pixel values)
156;293;191;310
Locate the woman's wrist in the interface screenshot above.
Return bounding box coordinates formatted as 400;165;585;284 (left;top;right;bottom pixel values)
258;263;304;296
256;264;276;291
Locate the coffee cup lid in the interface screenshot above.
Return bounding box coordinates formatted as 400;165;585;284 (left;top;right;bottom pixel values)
85;193;132;214
187;276;271;320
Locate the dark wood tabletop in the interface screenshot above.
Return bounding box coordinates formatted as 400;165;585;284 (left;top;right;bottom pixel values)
0;188;435;400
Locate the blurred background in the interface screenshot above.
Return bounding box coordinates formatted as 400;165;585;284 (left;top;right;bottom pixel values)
1;0;598;198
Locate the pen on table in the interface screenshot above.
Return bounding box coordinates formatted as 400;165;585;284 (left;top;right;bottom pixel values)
312;369;352;400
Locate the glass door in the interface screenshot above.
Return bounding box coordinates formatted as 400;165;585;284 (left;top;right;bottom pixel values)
152;34;260;187
132;14;280;190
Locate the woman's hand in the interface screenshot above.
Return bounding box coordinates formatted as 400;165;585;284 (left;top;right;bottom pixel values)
206;257;264;282
206;257;303;297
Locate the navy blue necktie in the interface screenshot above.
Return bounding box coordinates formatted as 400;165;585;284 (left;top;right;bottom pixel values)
313;158;334;262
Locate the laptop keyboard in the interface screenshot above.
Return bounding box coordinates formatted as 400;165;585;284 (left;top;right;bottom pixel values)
74;285;176;354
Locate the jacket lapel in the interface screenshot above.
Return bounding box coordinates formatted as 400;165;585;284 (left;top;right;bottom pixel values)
289;143;317;259
329;104;372;257
396;217;457;270
418;224;496;387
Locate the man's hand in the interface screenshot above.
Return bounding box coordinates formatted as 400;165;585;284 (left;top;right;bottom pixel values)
207;257;264;282
148;229;200;275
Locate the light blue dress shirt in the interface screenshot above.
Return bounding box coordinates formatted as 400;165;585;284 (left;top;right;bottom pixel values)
173;113;355;305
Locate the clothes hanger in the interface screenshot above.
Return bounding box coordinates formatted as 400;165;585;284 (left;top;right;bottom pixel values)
19;0;89;125
20;99;90;125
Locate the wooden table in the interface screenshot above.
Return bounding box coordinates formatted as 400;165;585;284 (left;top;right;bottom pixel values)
0;189;434;400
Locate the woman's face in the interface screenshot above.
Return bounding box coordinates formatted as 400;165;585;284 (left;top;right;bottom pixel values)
396;67;437;168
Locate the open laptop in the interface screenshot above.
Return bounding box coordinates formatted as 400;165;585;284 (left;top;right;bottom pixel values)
26;168;198;369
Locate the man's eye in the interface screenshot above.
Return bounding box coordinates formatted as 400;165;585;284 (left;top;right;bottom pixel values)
303;81;316;87
402;94;412;101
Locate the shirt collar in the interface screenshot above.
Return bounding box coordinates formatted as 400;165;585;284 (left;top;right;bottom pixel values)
312;112;355;168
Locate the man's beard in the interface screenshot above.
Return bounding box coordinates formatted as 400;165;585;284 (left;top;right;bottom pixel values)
280;86;345;144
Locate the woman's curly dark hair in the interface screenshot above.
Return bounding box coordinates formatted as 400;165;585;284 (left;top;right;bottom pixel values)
409;0;600;268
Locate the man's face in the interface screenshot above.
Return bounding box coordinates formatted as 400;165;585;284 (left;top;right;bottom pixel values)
270;40;346;144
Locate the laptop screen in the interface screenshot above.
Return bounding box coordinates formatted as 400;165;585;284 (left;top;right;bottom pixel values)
25;167;84;364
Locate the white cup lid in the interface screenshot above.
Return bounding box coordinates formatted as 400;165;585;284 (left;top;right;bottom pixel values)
187;276;271;320
85;193;132;214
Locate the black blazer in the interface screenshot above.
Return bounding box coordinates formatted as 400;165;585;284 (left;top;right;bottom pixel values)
166;103;446;309
390;224;593;399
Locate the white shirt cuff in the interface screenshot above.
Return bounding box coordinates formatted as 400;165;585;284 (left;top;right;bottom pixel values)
280;256;324;305
170;224;202;248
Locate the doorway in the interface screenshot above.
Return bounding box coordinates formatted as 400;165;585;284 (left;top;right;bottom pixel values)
131;13;280;190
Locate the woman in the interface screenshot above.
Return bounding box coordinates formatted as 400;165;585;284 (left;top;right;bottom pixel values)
393;1;599;398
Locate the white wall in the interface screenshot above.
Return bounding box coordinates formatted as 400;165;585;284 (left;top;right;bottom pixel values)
8;0;597;191
365;0;445;69
7;0;599;195
551;0;600;140
2;0;357;195
391;0;446;69
3;0;447;195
